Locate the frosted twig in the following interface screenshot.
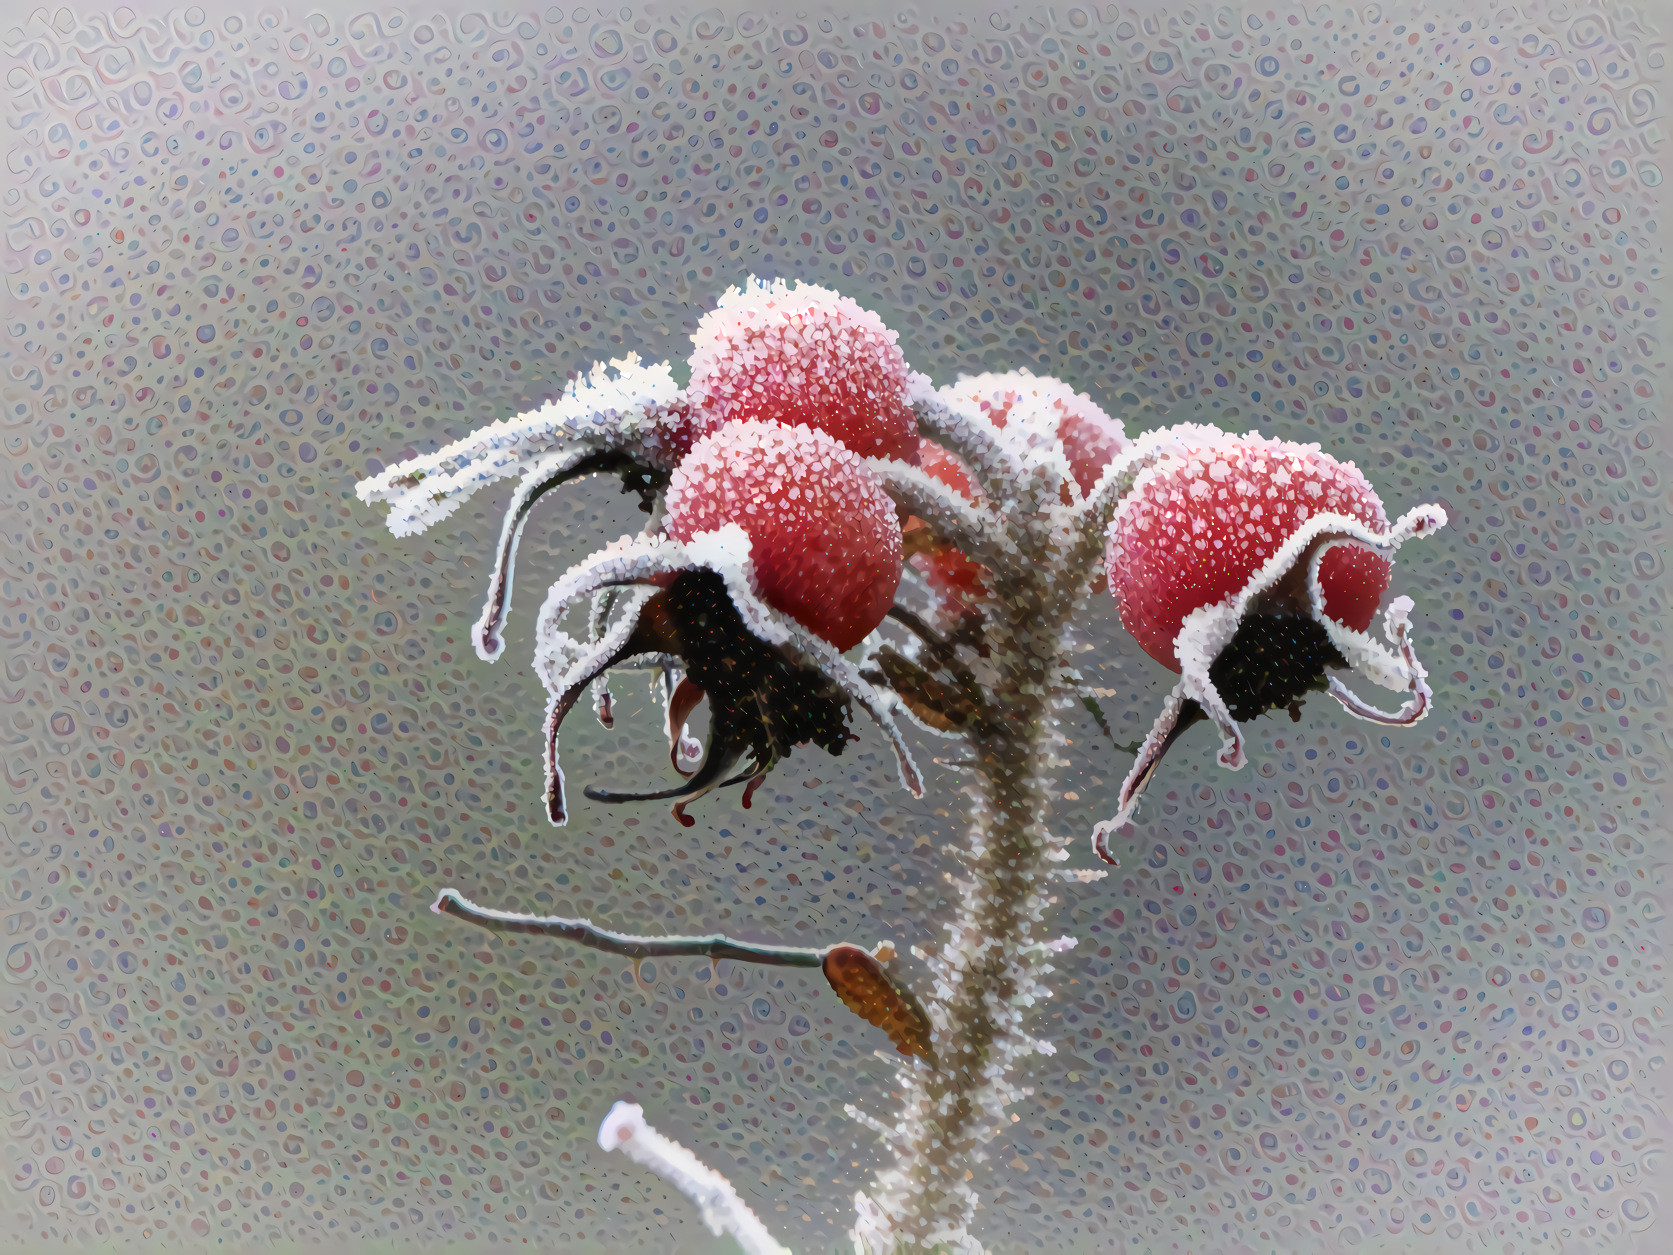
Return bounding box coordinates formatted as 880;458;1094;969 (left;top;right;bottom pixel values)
864;457;1015;566
597;1102;793;1255
908;384;1022;504
432;888;829;968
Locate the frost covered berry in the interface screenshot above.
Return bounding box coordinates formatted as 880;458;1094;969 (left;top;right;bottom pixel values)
688;277;920;462
664;420;903;650
534;419;918;827
1097;428;1446;850
941;370;1131;496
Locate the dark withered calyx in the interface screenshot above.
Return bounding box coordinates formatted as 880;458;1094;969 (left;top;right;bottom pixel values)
1155;612;1348;760
557;569;856;824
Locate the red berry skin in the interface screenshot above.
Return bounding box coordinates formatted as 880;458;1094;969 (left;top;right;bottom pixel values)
687;278;919;462
1105;433;1391;672
1314;542;1390;635
905;441;987;612
664;420;902;651
1057;408;1130;497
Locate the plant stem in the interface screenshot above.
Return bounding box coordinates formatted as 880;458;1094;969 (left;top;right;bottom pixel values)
861;598;1073;1253
431;888;828;967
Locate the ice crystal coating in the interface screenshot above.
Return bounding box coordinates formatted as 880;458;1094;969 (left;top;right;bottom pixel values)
597;1102;791;1255
688;276;920;462
355;353;684;537
904;441;987;613
940;369;1131;496
1106;429;1393;671
665;420;903;651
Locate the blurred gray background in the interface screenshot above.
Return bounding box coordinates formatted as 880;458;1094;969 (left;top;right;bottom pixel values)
3;0;1669;1250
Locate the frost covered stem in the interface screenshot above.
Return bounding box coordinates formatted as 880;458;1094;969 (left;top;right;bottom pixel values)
432;888;829;969
599;1102;792;1255
868;590;1071;1252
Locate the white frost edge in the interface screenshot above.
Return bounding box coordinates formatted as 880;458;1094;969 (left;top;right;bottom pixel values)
1096;502;1447;839
1308;540;1435;726
471;447;611;662
1306;540;1430;695
1096;680;1189;849
357;354;679;526
597;1102;792;1255
587;587;621;726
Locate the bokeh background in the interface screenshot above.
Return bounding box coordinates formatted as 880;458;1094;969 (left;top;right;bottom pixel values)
3;0;1669;1251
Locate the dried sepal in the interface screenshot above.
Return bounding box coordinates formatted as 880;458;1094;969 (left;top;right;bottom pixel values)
869;647;981;735
822;944;935;1063
357;354;685;537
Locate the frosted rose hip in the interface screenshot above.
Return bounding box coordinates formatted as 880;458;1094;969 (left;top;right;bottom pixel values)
518;418;920;828
1106;432;1391;670
666;420;903;651
688;277;920;462
1095;426;1445;854
941;370;1130;496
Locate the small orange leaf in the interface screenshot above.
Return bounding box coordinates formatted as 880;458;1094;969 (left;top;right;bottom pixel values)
822;944;934;1063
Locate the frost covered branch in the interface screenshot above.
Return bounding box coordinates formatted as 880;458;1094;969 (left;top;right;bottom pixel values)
865;456;1016;567
598;1102;792;1255
431;888;829;968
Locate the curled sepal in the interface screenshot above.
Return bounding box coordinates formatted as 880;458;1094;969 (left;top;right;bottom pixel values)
473;449;669;662
1093;682;1189;864
542;591;658;825
530;532;687;691
662;672;707;775
868;647;980;736
357;354;683;538
1307;541;1434;727
1094;613;1348;861
822;944;935;1063
589;588;620;727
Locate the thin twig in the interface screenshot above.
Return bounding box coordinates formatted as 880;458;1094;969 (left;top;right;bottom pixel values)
598;1102;793;1255
1077;693;1142;755
432;888;828;968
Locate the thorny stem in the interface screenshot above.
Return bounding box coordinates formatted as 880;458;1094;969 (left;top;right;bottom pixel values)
862;564;1084;1253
